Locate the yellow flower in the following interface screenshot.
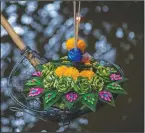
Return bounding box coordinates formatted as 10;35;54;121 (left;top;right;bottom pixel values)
66;38;75;51
63;67;73;77
77;39;86;53
65;37;86;53
71;67;79;80
55;66;94;80
79;70;95;80
64;67;79;80
55;66;67;77
55;66;79;80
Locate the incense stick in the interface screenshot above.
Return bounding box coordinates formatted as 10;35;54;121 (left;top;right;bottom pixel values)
73;1;81;50
73;1;77;49
75;13;81;45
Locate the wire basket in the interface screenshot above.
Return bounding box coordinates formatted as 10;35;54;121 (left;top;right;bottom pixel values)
8;47;126;125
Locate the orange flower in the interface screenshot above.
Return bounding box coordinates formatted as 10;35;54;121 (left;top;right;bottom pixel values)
70;67;79;80
64;67;79;80
55;66;67;77
77;39;86;53
79;70;95;80
65;37;86;53
55;66;79;80
55;66;94;80
63;67;73;77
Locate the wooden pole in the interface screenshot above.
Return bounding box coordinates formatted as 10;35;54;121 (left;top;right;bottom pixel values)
1;13;40;67
1;14;25;51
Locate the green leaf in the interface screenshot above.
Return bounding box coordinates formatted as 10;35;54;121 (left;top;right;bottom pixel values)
99;96;115;106
91;75;104;91
25;77;42;87
43;91;61;110
73;77;92;94
98;91;115;106
55;77;73;93
106;82;127;95
116;78;129;84
107;67;118;74
35;64;43;71
60;56;68;60
62;95;80;109
81;93;98;112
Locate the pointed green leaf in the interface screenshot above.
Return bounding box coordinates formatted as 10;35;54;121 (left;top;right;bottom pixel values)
62;94;79;109
43;91;61;110
99;96;115;106
106;82;127;95
81;93;98;112
25;77;42;87
98;91;115;106
116;78;129;84
62;98;75;109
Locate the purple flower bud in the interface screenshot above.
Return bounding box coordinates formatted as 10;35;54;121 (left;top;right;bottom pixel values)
28;88;44;97
32;71;42;77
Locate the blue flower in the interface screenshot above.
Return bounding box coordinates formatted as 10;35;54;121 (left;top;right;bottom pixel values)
68;48;82;62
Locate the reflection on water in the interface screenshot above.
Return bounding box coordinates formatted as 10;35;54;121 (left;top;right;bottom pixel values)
1;1;144;132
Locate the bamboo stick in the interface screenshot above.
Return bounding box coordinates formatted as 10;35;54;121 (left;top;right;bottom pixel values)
1;13;40;67
1;14;25;51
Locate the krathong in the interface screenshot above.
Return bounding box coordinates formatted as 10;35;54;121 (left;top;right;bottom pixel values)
23;38;128;112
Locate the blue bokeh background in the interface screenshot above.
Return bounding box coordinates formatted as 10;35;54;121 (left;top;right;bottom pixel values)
1;1;144;132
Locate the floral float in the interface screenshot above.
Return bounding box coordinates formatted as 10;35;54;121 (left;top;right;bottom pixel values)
23;38;128;112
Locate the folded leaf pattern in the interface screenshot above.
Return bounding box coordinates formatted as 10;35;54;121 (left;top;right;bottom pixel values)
24;56;127;111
